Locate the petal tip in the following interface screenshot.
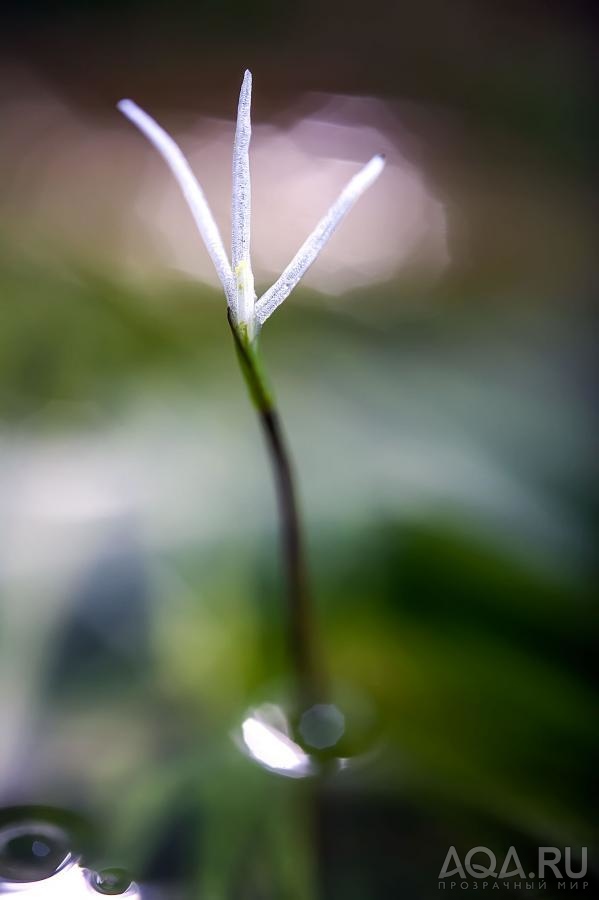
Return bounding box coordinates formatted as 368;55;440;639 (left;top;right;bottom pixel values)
366;154;386;180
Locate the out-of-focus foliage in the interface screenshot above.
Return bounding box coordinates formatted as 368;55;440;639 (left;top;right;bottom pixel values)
1;250;595;898
0;1;596;898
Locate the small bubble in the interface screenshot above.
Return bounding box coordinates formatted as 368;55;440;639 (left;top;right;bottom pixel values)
92;867;134;895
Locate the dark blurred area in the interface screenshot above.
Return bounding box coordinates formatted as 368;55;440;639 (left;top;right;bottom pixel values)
0;1;596;898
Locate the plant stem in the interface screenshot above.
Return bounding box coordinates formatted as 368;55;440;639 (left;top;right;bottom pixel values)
228;312;321;706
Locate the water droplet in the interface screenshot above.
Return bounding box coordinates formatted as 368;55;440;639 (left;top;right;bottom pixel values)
299;703;346;750
0;821;73;883
91;867;135;895
0;808;142;897
236;684;382;779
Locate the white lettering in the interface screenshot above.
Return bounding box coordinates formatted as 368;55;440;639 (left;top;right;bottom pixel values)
465;848;497;879
565;848;587;879
440;847;466;879
499;847;526;880
539;848;562;879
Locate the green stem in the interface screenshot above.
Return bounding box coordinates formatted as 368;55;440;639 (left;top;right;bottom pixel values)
228;312;321;706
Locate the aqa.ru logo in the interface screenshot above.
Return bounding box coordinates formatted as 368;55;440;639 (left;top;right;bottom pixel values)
438;846;588;891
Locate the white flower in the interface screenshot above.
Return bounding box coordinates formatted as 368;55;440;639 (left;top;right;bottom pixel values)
118;70;385;342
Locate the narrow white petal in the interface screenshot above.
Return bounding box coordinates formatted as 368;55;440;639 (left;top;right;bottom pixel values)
231;70;256;328
117;99;234;303
256;154;385;324
232;70;252;270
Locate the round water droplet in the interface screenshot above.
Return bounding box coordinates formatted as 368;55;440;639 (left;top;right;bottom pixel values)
0;821;72;883
299;703;346;750
235;682;383;779
92;867;134;895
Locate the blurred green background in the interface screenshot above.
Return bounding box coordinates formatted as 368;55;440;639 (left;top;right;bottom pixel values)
0;1;596;898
